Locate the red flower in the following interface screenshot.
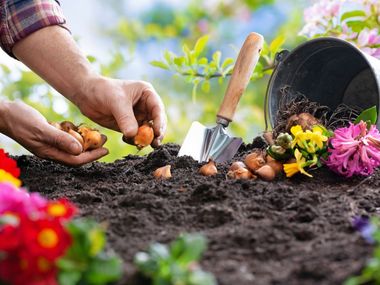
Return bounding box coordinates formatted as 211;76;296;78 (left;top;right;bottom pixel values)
45;198;77;220
0;149;20;178
0;224;21;251
21;217;72;261
0;252;58;285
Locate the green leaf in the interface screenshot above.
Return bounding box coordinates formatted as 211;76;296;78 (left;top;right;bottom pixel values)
150;61;170;70
174;56;186;66
56;258;80;271
211;51;221;68
269;36;286;53
84;255;123;284
192;78;200;103
58;271;82;285
89;227;106;256
198;57;209;65
346;20;367;32
183;44;192;62
170;234;207;265
189;270;217;285
341;10;367;22
354;106;377;125
221;58;234;69
201;80;210;93
194;35;210;56
87;55;97;63
164;50;175;64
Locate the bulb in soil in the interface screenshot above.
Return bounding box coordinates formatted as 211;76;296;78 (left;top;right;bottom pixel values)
83;130;102;151
266;160;283;175
60;121;77;132
199;161;218;176
263;131;275;146
68;129;84;147
134;121;154;150
256;165;276;181
245;152;265;172
153;165;172;179
286;113;319;132
228;167;256;180
229;161;246;172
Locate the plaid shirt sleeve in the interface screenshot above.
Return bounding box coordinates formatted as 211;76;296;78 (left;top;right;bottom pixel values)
0;0;70;57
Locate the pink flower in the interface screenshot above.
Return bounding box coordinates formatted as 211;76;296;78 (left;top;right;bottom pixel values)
0;183;47;217
357;28;380;47
326;121;380;177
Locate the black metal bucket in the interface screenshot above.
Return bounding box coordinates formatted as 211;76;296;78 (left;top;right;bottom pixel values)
265;37;380;128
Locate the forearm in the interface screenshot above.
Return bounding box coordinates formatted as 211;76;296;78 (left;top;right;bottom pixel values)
12;26;98;106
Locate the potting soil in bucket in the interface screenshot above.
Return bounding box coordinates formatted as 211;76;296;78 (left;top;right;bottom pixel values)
266;37;380;128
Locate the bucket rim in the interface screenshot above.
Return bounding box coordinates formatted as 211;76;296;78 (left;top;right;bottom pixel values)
265;36;380;129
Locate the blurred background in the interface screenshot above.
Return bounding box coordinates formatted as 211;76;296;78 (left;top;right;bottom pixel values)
0;0;315;161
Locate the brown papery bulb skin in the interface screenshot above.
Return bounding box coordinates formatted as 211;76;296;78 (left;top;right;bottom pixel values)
60;121;77;132
153;165;172;179
286;113;320;132
229;161;246;172
256;165;276;181
68;129;84;147
199;161;218;176
245;152;265;172
266;160;283;175
228;167;256;180
134;121;154;150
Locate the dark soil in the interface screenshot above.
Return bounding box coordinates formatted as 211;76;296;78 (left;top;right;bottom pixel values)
17;138;379;285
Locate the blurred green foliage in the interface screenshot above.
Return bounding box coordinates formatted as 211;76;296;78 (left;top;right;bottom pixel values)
0;0;305;162
135;233;216;285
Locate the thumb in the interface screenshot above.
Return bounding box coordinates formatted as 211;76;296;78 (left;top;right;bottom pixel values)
44;125;83;155
113;102;139;138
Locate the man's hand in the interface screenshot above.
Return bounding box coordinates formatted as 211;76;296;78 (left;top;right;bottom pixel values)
0;101;108;166
13;26;167;149
77;77;166;148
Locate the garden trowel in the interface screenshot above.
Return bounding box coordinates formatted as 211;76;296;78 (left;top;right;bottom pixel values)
178;32;264;163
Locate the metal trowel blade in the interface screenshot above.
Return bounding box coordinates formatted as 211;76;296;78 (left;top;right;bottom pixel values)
178;121;208;162
209;134;242;163
178;121;243;163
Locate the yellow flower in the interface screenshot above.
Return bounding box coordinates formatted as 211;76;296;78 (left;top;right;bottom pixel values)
290;125;305;149
0;169;21;187
290;125;328;153
283;149;313;178
311;125;328;149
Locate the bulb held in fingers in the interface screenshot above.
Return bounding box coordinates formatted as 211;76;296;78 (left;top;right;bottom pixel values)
78;125;92;137
154;165;172;179
60;121;77;132
134;121;154;150
68;129;84;147
83;131;102;151
49;122;62;130
199;161;218;176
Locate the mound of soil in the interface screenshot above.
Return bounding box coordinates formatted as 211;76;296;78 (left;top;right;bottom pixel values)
17;138;378;285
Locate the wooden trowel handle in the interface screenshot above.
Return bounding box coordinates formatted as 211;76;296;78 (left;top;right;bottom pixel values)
217;32;264;125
